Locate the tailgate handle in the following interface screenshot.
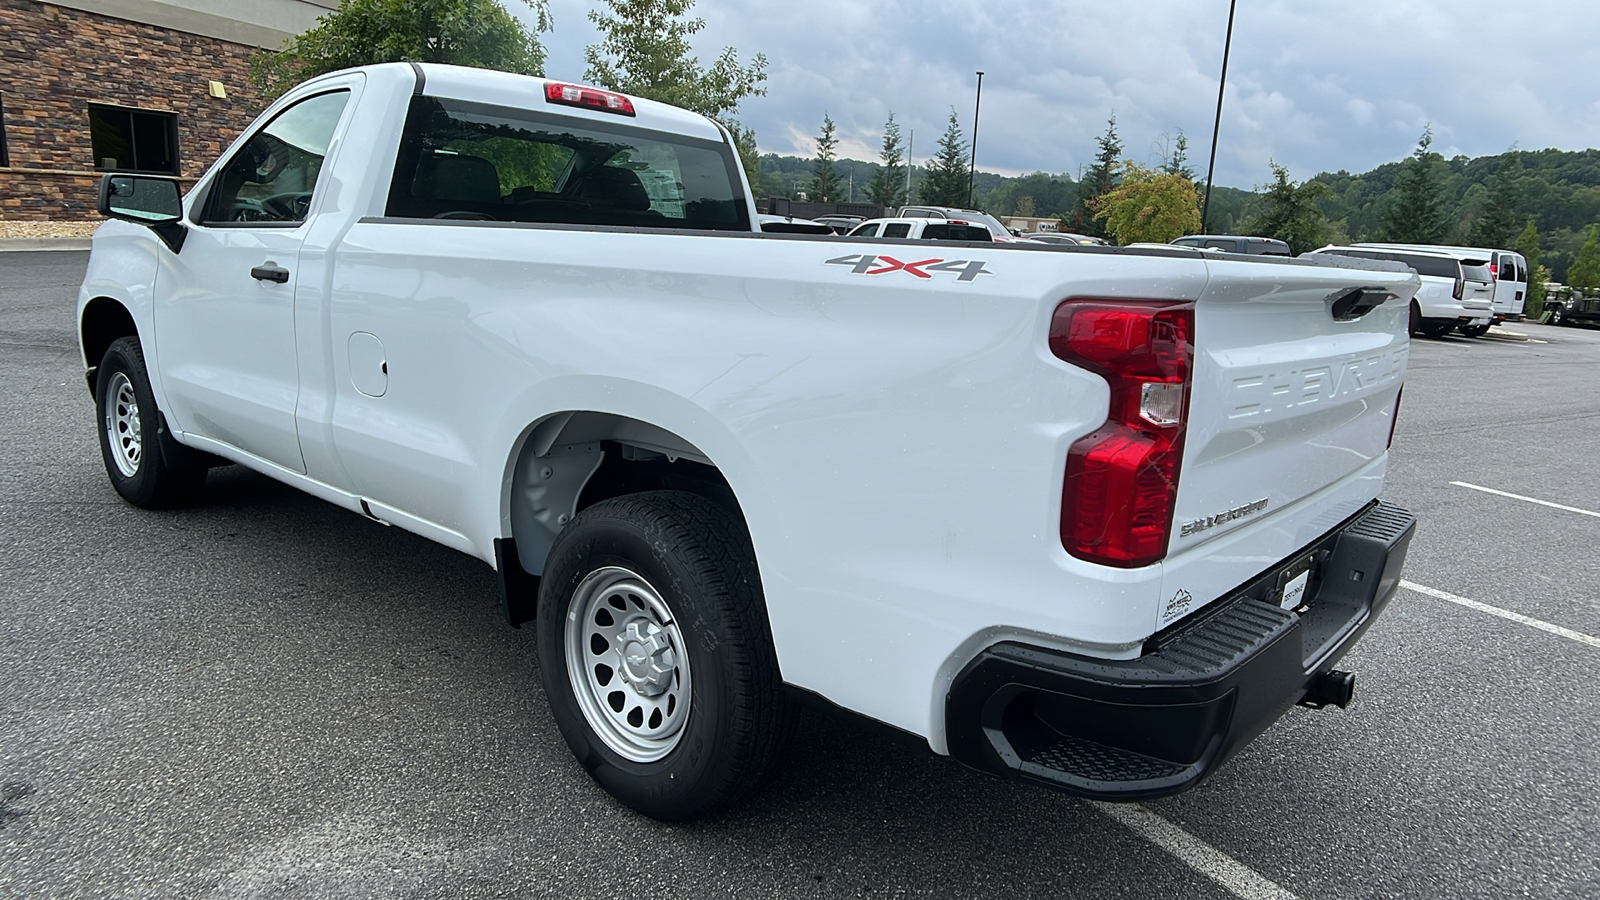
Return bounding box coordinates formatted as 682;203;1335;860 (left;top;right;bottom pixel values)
1329;286;1393;322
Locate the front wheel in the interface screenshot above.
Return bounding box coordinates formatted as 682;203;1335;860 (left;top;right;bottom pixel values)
536;491;791;820
1550;306;1567;326
95;336;206;508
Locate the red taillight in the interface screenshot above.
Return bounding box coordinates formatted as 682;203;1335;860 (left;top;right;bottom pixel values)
1387;386;1403;449
1453;274;1464;300
1489;263;1499;280
1050;299;1195;568
544;82;636;116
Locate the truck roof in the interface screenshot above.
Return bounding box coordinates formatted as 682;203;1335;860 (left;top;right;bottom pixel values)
363;62;731;146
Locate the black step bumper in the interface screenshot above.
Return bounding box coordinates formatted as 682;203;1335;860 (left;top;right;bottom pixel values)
945;501;1415;801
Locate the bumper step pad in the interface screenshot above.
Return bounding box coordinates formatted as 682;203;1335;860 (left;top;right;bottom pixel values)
946;501;1416;801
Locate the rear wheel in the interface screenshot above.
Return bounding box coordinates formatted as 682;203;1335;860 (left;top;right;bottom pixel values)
95;337;206;508
1458;323;1491;337
1418;321;1455;338
536;490;791;820
1408;301;1422;336
1550;305;1567;326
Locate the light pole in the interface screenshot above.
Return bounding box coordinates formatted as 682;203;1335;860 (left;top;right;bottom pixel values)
968;71;984;207
1200;0;1237;233
905;129;913;206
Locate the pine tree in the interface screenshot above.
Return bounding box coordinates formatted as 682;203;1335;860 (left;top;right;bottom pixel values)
1468;155;1522;249
1380;127;1450;244
1069;116;1122;238
866;112;907;209
1163;129;1195;181
808;114;843;203
1568;225;1600;291
1245;161;1332;254
1513;218;1546;314
920;109;970;207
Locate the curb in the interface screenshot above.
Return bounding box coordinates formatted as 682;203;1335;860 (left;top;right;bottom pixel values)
0;238;94;252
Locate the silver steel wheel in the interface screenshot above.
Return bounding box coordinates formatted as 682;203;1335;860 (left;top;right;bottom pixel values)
564;566;692;763
105;371;142;478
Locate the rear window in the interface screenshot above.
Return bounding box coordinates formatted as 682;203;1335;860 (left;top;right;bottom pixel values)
386;95;749;231
1386;253;1459;279
1202;239;1238;251
923;223;992;241
882;223;911;238
1461;263;1493;283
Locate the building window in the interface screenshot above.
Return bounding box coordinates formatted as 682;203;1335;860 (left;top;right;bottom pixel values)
0;93;10;168
88;104;178;174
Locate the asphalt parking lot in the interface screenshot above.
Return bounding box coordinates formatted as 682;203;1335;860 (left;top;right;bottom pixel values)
2;250;1597;899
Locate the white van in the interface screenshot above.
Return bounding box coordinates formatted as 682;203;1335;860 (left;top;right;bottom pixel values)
1357;244;1528;324
1309;246;1492;337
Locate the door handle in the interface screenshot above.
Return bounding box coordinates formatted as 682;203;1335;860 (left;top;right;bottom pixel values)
250;263;290;283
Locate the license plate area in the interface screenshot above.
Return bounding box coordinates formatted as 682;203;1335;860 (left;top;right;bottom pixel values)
1275;552;1317;613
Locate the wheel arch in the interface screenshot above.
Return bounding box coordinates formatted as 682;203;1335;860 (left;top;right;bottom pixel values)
80;296;139;394
496;408;761;626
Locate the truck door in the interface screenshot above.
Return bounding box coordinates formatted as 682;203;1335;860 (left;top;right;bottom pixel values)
153;88;353;473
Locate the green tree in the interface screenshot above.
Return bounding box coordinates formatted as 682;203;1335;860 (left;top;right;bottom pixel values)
1068;116;1123;238
1380;126;1451;243
1163;129;1195;181
866;112;907;209
1514;218;1546;314
1568;225;1600;291
1245;161;1332;253
1015;195;1036;218
250;0;552;98
1468;155;1522;248
808;114;843;202
1092;161;1201;245
920;108;971;207
584;0;768;189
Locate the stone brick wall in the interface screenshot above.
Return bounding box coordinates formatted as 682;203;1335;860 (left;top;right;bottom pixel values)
0;0;266;219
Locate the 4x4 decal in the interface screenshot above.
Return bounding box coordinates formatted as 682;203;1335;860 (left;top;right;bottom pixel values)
825;254;993;282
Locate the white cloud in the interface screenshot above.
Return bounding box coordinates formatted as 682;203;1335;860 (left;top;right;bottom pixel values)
523;0;1600;188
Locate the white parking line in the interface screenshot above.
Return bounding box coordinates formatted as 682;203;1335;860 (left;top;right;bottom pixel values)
1400;580;1600;649
1450;481;1600;519
1090;801;1301;900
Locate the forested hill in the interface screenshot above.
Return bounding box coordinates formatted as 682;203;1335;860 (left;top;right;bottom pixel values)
758;146;1600;278
1309;148;1600;276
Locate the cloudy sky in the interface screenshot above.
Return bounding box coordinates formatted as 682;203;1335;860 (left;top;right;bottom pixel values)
526;0;1600;189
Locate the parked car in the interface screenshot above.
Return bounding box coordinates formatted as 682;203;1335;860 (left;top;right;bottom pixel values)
847;216;994;241
1171;235;1292;256
758;214;835;235
84;62;1419;821
1307;246;1492;337
1356;244;1528;325
1022;232;1110;246
897;205;1020;241
809;214;867;234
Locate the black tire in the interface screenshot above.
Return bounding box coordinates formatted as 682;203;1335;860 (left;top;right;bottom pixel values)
1408;301;1422;336
95;336;206;508
1550;306;1567;326
1418;321;1455;338
1458;323;1490;338
536;490;792;820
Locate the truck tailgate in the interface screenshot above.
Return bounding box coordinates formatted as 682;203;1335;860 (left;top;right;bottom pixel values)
1169;258;1416;563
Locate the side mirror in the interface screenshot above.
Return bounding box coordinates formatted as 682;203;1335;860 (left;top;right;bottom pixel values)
98;174;187;251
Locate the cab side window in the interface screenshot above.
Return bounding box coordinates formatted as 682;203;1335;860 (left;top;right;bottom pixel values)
201;91;350;225
882;223;911;238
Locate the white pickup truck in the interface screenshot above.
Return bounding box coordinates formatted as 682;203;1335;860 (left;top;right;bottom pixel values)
80;63;1418;820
